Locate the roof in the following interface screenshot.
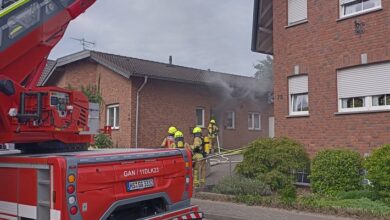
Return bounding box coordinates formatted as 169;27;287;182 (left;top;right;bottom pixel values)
251;0;273;55
40;50;263;92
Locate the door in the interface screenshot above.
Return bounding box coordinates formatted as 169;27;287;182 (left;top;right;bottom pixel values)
268;117;275;138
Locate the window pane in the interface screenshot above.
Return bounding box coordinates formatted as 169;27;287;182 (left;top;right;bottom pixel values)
354;97;364;107
108;107;114;127
372;95;385;106
115;107;120;128
248;114;253;129
386;94;390;105
347;98;354;108
344;0;363;15
227;112;234;128
292;94;308;112
254;114;260;129
363;0;380;10
196;109;204;126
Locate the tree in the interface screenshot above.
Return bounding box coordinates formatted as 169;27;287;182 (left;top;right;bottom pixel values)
254;55;273;82
254;55;274;100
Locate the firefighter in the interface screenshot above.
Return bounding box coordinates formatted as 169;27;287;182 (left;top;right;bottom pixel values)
207;119;219;153
191;126;206;187
173;130;186;149
161;126;177;148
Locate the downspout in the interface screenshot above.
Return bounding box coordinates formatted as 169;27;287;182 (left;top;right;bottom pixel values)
135;76;148;148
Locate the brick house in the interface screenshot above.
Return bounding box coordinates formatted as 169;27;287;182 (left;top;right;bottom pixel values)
40;50;274;148
252;0;390;155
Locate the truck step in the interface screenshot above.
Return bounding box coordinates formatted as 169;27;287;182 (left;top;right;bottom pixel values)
38;200;51;207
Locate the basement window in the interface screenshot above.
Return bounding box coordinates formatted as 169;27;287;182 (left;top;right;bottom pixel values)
195;108;205;128
107;104;119;129
340;0;381;18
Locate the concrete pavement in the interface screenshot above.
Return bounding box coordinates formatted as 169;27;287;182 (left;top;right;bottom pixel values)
192;198;354;220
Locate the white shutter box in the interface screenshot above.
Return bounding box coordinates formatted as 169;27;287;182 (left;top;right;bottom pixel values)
289;75;308;94
337;62;390;98
288;0;308;24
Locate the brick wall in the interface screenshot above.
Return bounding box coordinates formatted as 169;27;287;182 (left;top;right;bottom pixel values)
273;0;390;155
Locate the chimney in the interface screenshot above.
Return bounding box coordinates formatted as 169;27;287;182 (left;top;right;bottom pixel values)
169;56;173;65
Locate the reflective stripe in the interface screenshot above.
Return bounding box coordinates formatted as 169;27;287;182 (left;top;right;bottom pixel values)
50;209;61;220
0;214;17;220
0;0;30;18
18;204;36;219
0;201;17;216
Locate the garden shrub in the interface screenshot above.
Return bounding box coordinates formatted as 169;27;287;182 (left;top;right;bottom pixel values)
212;175;271;196
280;184;297;205
235;137;310;190
311;149;363;195
364;144;390;203
336;190;379;201
94;133;113;148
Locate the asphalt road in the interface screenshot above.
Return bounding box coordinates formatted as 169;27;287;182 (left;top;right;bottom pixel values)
192;199;353;220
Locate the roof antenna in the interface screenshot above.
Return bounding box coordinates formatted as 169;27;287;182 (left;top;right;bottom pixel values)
169;56;173;65
70;37;96;50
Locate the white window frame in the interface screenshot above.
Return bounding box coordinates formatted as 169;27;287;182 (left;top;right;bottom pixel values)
339;0;382;19
196;108;205;128
226;111;235;129
339;95;390;112
248;112;261;131
106;104;119;129
337;62;390;113
290;93;309;116
288;0;308;25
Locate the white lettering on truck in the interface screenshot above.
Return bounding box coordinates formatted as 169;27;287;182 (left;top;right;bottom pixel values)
123;167;160;177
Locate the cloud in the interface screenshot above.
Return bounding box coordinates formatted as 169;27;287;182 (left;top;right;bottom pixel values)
50;0;266;76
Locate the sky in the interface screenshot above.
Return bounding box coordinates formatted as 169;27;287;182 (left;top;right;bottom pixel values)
49;0;266;77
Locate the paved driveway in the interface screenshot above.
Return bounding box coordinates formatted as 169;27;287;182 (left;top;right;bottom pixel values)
192;199;353;220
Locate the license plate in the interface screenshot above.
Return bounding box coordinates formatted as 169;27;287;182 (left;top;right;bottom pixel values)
126;179;154;192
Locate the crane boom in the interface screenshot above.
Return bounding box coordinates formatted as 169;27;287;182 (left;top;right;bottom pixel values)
0;0;96;151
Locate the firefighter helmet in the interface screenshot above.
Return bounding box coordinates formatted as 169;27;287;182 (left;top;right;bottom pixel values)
168;126;177;135
210;119;216;124
174;130;184;138
192;127;202;134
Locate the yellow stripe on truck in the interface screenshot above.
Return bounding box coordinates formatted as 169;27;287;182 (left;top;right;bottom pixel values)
0;0;30;18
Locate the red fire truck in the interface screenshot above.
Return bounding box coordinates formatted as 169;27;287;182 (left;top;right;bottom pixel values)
0;0;203;219
0;148;202;220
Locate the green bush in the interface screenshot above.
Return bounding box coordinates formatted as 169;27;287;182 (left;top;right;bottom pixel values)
212;175;271;196
94;133;113;148
235;137;310;190
336;190;379;201
280;184;297;205
81;84;103;104
364;144;390;203
311;149;363;195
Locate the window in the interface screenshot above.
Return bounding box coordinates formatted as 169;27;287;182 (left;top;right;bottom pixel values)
226;111;235;129
340;0;381;18
106;104;119;129
288;0;308;25
196;108;205;127
289;75;309;115
337;62;390;112
248;113;261;130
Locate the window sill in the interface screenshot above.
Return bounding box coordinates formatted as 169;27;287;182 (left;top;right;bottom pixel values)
337;7;383;22
285;20;308;29
286;114;310;118
335;109;390;115
248;129;262;131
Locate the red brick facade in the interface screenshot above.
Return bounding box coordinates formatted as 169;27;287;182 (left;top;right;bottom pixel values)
271;1;390;155
46;58;273;148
